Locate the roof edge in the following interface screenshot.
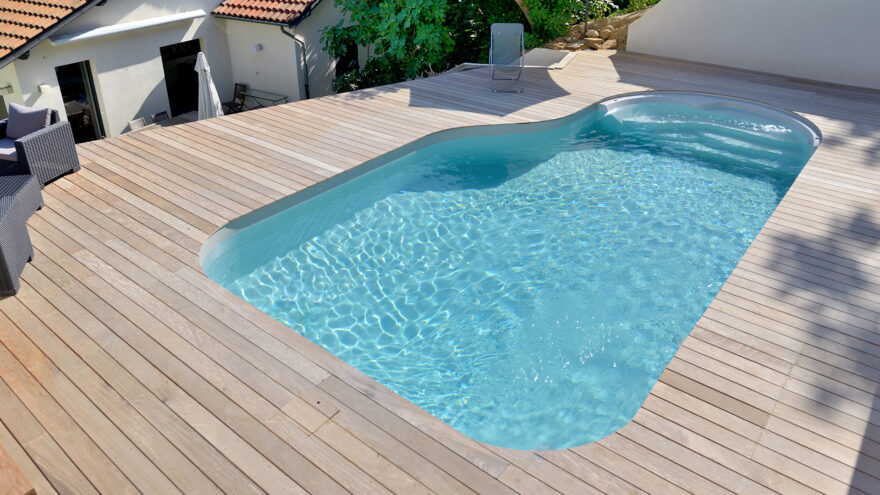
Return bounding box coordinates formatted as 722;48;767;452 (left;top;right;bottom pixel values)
212;0;323;29
212;13;288;27
0;0;107;69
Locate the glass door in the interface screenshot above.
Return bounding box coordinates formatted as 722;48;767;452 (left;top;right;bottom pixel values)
55;61;105;143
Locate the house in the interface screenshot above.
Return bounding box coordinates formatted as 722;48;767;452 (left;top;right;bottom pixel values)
213;0;358;105
0;0;354;142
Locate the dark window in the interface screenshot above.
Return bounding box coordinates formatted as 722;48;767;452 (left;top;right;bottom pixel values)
160;39;201;116
336;42;359;78
54;60;105;143
0;96;7;120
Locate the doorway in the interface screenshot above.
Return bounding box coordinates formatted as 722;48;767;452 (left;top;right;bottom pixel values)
160;39;201;116
54;61;105;143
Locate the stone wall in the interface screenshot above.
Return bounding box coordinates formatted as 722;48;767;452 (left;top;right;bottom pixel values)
545;8;650;51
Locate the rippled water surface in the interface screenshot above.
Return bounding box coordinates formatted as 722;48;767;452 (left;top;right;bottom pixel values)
205;100;816;450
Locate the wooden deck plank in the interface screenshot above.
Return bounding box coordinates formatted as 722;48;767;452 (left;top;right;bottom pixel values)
20;246;282;494
0;424;43;495
35;189;342;422
0;375;89;495
0;50;878;494
330;408;477;494
26;216;366;495
15;264;267;495
87;138;257;215
319;375;513;494
0;337;140;494
0;292;220;494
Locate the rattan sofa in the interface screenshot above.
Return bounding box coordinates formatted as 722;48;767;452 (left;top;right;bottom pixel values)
0;104;73;296
0;110;81;186
0;174;42;296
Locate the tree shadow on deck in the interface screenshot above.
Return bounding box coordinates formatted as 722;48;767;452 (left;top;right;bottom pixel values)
749;207;880;493
335;67;571;117
607;52;880;164
601;50;880;492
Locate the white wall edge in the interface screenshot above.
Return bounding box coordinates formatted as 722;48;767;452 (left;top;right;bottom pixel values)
50;9;207;46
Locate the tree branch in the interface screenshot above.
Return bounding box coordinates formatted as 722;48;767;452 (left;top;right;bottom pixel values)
513;0;534;26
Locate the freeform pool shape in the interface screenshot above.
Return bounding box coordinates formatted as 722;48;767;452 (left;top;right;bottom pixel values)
202;92;820;450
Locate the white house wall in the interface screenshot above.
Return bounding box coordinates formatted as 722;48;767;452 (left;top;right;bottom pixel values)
628;0;880;90
222;0;345;102
295;0;347;98
223;21;302;103
0;63;24;114
9;0;234;137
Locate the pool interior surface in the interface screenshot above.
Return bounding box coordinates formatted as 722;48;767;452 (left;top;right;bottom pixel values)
203;95;818;450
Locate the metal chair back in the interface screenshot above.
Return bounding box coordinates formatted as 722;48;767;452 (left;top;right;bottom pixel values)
490;23;525;93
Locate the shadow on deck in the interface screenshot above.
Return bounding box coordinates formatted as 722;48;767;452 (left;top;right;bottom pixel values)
336;67;571;117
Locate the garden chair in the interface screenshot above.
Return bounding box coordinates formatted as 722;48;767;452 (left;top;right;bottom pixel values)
490;23;525;93
223;83;250;114
0;103;81;186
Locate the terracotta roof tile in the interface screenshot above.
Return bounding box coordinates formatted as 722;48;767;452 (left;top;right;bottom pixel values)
0;0;90;59
212;0;319;25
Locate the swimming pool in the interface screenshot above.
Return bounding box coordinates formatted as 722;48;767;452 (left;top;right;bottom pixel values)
202;92;820;450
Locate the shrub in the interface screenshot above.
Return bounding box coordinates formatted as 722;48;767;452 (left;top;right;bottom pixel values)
322;0;640;92
323;0;527;92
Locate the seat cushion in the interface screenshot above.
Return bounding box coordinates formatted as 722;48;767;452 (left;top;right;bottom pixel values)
0;137;17;162
6;103;51;140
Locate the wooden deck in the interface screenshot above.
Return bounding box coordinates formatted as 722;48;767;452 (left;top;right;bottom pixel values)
1;50;879;494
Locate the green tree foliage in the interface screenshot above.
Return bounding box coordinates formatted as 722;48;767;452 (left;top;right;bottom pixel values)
519;0;616;44
322;0;613;92
609;0;660;15
519;0;576;43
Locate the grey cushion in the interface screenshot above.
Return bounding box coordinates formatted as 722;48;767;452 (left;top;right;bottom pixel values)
0;137;16;162
6;103;51;140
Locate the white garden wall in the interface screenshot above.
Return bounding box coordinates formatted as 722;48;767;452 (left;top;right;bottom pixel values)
628;0;880;89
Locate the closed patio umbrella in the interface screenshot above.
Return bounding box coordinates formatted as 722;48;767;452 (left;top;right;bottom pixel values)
195;52;224;120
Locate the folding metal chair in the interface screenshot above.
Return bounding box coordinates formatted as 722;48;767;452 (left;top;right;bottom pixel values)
490;23;525;93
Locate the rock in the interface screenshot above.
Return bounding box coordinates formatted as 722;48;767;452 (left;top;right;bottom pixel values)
545;7;654;51
607;17;628;29
616;25;629;50
586;7;650;35
585;37;605;50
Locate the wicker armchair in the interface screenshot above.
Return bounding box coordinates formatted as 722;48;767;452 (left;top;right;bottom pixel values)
0;110;81;187
0;174;42;296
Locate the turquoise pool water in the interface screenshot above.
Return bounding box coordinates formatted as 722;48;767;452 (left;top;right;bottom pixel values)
203;93;819;450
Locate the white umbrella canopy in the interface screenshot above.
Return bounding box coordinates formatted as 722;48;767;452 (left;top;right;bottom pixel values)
195;52;224;120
